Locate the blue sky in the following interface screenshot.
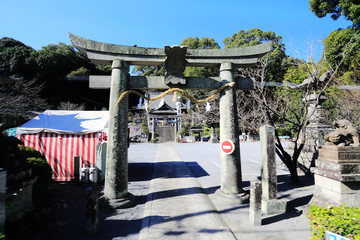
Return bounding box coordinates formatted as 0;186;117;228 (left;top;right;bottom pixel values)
1;0;351;61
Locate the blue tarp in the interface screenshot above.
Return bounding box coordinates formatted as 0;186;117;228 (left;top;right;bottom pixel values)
17;110;109;135
4;127;17;137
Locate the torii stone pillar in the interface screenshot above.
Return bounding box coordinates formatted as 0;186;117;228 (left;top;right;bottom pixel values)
218;62;247;203
104;59;134;208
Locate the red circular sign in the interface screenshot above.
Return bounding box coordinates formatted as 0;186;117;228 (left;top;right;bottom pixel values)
220;140;235;155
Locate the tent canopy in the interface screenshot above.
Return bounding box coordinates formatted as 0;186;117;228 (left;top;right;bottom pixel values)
17;110;109;135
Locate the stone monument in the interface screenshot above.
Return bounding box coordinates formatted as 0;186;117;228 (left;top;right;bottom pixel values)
312;120;360;207
260;125;286;214
298;93;333;170
249;180;262;226
288;70;333;171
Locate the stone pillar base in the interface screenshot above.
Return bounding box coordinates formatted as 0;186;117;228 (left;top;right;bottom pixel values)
313;174;360;207
249;180;262;226
312;145;360;207
261;199;287;215
215;188;249;204
100;192;135;209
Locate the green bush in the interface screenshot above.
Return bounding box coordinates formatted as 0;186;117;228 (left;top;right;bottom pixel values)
308;204;360;239
19;146;46;161
26;157;52;184
0;136;28;174
18;146;53;205
19;146;52;183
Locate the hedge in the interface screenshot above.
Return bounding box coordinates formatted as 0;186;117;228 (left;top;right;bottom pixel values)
308;204;360;239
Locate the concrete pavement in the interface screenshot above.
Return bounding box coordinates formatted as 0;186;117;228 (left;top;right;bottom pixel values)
137;142;312;240
138;143;236;240
34;142;313;240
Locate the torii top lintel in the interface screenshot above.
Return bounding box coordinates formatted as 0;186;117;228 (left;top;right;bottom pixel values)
69;33;272;68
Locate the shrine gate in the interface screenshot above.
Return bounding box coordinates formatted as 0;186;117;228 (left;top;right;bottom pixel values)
69;33;271;208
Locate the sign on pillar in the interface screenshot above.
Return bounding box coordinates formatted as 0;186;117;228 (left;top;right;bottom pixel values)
220;140;235;155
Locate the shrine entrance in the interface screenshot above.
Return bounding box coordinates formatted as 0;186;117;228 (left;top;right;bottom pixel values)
69;33;271;208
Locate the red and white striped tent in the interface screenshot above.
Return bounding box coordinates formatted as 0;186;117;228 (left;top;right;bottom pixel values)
17;110;109;181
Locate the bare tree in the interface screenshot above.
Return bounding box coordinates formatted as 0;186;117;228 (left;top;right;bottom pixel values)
0;78;48;130
236;35;359;183
236;54;284;134
57;101;85;110
326;88;360;125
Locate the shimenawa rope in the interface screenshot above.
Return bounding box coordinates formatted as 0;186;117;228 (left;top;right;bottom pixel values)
114;82;235;109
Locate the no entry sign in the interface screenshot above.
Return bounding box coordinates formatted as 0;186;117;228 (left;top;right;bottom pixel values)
220;140;235;155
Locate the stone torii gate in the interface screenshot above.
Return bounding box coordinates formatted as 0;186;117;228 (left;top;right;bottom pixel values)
69;33;272;208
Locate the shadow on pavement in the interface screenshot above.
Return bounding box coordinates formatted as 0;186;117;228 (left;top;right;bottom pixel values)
149;186;218;202
128;162;154;181
261;194;313;225
185;162;210;177
262;209;304;225
128;161;210;181
277;174;314;192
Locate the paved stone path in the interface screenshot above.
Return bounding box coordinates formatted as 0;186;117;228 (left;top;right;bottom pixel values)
139;143;235;240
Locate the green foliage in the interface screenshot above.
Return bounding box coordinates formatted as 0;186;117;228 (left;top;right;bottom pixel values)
223;28;287;83
67;66;90;77
308;204;360;239
26;157;53;183
132;65;165;76
95;64;112;75
309;0;360;28
132;35;222;77
275;127;291;136
223;28;282;48
0;233;5;239
180;121;190;136
19;145;45;160
0;38;110;110
280;64;309;134
36;43;91;77
0;136;28;174
283;65;309;84
181;36;220;77
323;28;360;74
177;36;221;128
18;146;52;205
203;123;211;136
0;37;38;78
274;85;306;137
0;134;33;193
140;122;149;134
181;36;220;49
19;146;53;184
